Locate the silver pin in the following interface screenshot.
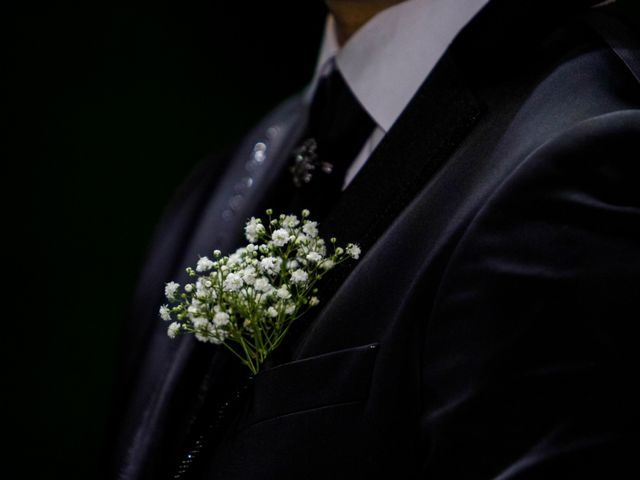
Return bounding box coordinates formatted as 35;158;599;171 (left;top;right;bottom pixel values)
290;138;334;187
290;138;319;187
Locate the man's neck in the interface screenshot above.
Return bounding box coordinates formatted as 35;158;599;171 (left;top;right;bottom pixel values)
325;0;407;46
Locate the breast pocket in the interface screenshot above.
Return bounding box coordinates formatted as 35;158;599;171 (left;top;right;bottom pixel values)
239;342;380;429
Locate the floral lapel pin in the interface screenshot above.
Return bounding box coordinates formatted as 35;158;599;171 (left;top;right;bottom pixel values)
160;209;361;374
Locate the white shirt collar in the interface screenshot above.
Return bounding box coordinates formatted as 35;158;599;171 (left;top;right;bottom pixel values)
306;0;491;133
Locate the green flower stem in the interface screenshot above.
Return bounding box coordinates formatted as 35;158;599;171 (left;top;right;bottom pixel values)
237;336;259;374
222;342;255;371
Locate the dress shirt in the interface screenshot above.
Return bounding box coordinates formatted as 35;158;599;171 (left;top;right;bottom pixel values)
304;0;614;189
304;0;491;189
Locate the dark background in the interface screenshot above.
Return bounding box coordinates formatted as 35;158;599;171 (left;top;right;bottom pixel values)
8;0;639;478
10;1;325;478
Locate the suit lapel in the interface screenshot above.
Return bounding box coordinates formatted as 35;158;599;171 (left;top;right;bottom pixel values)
325;52;482;247
182;99;309;262
309;51;484;323
118;94;310;478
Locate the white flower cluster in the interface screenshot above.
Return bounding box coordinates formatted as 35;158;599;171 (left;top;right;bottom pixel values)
160;209;361;374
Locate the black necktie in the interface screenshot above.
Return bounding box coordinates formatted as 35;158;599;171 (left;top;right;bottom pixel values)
272;67;376;222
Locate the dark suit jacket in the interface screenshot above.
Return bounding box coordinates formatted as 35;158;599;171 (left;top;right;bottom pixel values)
107;1;640;478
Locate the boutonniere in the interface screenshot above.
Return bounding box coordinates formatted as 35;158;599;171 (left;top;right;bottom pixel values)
160;209;361;374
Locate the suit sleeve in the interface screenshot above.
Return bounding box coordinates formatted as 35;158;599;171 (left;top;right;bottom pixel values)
419;110;640;478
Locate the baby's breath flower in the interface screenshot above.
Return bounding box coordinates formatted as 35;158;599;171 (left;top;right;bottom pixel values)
192;317;209;330
159;305;172;321
227;252;242;267
196;256;215;272
346;244;361;260
223;273;243;292
213;312;230;327
192;297;204;307
302;221;318;237
162;209;361;375
291;269;308;284
271;228;290;247
294;234;309;245
306;251;323;263
197;286;215;301
195;331;209;343
165;281;180;301
320;259;335;270
245;217;265;243
167;322;181;339
276;286;291;300
241;266;257;285
195;278;214;299
260;256;282;275
254;277;273;293
282;215;299;228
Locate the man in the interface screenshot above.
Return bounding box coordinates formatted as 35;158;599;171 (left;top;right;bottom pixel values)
107;0;640;478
